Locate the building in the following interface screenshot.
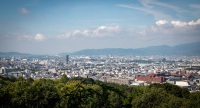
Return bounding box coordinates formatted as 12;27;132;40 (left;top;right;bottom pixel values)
175;81;190;87
0;67;6;74
48;68;56;73
66;55;69;64
106;77;131;85
136;73;165;83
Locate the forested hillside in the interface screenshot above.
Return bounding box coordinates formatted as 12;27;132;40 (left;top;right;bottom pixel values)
0;75;200;108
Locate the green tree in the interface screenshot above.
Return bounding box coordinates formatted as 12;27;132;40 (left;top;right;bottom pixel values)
150;83;190;98
24;79;60;108
60;74;69;84
189;91;200;107
0;77;12;107
132;87;169;108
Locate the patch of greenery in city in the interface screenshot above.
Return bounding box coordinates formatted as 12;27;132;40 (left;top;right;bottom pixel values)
0;75;200;108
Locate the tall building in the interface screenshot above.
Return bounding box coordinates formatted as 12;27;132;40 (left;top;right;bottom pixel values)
66;55;69;64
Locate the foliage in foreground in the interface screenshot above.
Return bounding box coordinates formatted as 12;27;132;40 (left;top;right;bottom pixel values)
0;75;200;108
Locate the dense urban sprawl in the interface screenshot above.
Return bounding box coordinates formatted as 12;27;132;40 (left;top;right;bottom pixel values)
1;55;200;91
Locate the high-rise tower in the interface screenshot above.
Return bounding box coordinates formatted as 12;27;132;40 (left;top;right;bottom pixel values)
66;55;69;64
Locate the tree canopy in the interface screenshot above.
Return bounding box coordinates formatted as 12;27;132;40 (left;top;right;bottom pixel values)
0;75;200;108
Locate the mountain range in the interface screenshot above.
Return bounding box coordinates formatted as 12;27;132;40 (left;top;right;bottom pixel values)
70;41;200;56
0;41;200;56
0;52;32;57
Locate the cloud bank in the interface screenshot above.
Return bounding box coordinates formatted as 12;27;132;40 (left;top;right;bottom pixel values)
59;25;120;38
144;19;200;37
156;19;200;27
57;18;200;41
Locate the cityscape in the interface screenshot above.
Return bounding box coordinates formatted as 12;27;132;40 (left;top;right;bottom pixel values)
1;54;200;92
1;0;200;107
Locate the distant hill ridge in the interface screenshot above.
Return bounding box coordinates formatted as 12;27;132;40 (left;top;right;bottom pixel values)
0;52;46;57
0;52;31;56
71;41;200;56
1;41;200;56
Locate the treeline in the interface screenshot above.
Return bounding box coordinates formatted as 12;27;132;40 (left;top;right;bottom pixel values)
0;75;200;108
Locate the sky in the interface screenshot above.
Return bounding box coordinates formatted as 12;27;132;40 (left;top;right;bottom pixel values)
0;0;200;55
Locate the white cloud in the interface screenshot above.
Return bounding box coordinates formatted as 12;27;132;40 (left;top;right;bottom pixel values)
156;20;168;26
155;19;200;27
171;21;188;27
188;19;200;26
35;34;45;41
19;8;30;14
59;25;120;39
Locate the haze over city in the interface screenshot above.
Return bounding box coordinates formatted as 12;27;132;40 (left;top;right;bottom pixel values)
0;0;200;54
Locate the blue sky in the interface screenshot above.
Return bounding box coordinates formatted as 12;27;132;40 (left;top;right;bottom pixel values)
0;0;200;54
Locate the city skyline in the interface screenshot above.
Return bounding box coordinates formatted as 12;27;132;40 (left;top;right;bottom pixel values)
0;0;200;54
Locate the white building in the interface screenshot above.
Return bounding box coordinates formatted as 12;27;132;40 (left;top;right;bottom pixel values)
0;67;6;74
48;68;56;73
175;81;190;87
